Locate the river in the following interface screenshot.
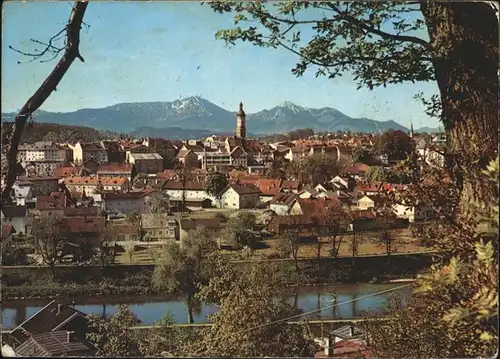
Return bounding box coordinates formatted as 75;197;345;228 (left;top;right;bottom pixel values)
1;283;411;330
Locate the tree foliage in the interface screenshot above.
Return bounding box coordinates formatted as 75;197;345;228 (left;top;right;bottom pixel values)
1;241;30;266
208;1;498;210
224;211;258;249
362;157;499;357
86;305;141;358
32;214;68;273
374;130;413;160
187;263;316;357
152;230;218;323
204;171;229;207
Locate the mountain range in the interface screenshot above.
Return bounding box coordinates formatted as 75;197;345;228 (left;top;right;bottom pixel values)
2;96;426;139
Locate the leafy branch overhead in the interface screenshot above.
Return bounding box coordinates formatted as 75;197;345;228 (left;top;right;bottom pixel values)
208;1;432;89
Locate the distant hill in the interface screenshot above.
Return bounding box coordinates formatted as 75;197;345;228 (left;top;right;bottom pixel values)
0;122;118;144
2;96;410;135
417;126;443;134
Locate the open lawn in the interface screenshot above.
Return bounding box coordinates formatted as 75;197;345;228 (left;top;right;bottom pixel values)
113;228;433;264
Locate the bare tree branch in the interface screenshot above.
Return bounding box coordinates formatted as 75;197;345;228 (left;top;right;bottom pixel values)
2;0;88;205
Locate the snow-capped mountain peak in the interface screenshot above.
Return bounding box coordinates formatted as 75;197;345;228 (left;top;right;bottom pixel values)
278;101;306;113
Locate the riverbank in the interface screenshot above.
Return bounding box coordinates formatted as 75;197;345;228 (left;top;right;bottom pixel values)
1;253;431;300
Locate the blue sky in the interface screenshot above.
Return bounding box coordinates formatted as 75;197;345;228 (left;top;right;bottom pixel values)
2;1;441;128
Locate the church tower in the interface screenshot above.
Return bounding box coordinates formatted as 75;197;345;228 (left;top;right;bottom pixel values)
236;102;246;139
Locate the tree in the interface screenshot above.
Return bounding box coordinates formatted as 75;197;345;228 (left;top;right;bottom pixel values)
204;171;229;208
32;214;68;278
133;173;150;186
187;263;316;357
123;243;135;264
377;230;397;265
94;225;116;267
86;305;141;357
208;1;498;212
302;153;343;185
366;165;390;182
152;232;217;324
1;241;29;266
137;311;180;357
361;158;499;357
2;1;88;204
147;192;170;214
374;130;414;161
353;148;376;165
276;233;300;273
224;211;258;250
288;128;314;140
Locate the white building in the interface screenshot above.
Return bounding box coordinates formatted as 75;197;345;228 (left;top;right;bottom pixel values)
392;202;436;223
18;142;69;163
102;189;165;214
1;205;30;234
220;183;260;209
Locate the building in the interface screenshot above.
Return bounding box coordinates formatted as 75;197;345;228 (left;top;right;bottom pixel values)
236;102;246;139
70;142;108;165
357;195;388;211
178;218;222;241
392;202;436;223
160;180;213;203
140;213;179;241
9;301;92;348
1;205;29;234
64;176;129;193
268;192;298;216
142;137;177;160
17;142;69;163
201;147;248;171
288;197;343;218
11;183;35;207
128;153;163;174
97;163;135;181
220;183;260;209
176;149;199;168
101;188;164;214
16;176;60;197
14;331;96;357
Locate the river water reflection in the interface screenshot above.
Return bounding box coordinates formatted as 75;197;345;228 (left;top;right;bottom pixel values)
2;283;411;330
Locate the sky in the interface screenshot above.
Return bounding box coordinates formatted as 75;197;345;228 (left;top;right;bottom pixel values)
2;1;441;129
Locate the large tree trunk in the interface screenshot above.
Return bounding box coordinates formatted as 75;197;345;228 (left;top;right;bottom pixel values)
1;1;88;204
421;3;498;211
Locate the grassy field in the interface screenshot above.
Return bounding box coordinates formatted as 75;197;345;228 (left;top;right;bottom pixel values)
114;227;431;264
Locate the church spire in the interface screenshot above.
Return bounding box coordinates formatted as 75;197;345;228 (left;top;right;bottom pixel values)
236;102;246;138
410;121;414;138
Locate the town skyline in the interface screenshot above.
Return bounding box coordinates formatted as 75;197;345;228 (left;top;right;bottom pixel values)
2;1;440;129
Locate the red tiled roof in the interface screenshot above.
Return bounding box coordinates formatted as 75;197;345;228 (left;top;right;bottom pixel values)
36;192;68;210
65;216;105;234
54;166;80;178
268;192;298;205
156;170;179;180
257;179;282;196
281;180;301;190
344;163;370;175
292;197;343;217
2;224;14;239
64;176;128;186
97;163;133;173
162;180;205;191
227;183;260;195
